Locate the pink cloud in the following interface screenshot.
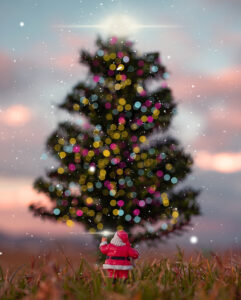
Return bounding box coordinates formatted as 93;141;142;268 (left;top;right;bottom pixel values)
0;177;50;209
191;133;231;152
168;65;241;151
0;52;15;90
52;54;79;69
28;31;93;72
170;65;240;103
0;176;84;235
195;150;241;173
0;105;32;127
0;207;85;236
208;106;241;130
51;33;94;69
60;33;93;49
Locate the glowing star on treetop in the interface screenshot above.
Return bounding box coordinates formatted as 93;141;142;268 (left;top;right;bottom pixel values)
101;15;140;36
54;14;182;37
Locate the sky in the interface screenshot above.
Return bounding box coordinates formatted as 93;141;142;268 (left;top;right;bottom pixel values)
0;0;240;250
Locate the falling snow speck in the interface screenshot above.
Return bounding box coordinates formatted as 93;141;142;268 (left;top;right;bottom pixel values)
19;21;24;27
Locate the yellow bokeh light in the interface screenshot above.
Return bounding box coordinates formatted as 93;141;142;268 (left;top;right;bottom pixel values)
93;141;100;148
103;150;110;157
88;210;95;217
59;152;66;159
125;104;131;111
106;94;112;101
110;200;116;206
87;182;93;188
58;167;64;174
82;98;89;105
139;136;146;143
54;144;61;151
113;132;120;139
141;115;147;122
137;85;144;93
163;200;169;207
117;168;123;175
110;52;116;59
88;150;95;157
119;98;126;105
106;113;113;120
97;223;103;230
69;138;76;145
105;137;112;144
153;109;160;116
110;63;116;70
100;169;106;176
86;197;94;205
172;211;179;218
117;105;123;112
115;83;121;90
66;220;74;227
118;125;124;131
104;54;110;61
161;193;168;199
141;153;147;159
73;103;80;111
58;138;65;145
133;146;140;153
171;218;178;224
117;225;124;231
131;123;138;130
113;209;119;216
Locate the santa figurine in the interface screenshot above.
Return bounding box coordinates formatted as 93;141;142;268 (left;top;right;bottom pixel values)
99;230;139;281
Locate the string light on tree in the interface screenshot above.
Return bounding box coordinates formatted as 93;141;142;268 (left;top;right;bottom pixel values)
88;165;96;173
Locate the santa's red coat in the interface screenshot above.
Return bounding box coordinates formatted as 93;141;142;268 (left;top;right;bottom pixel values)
99;241;139;270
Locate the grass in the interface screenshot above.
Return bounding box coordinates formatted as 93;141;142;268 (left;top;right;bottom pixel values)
0;247;240;300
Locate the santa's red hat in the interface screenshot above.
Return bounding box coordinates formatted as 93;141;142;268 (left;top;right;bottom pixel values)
117;230;130;246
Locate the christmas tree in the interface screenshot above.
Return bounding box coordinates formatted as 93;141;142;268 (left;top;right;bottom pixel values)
30;36;201;245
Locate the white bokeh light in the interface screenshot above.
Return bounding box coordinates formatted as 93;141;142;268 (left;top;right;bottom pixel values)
102;230;113;236
88;165;96;173
190;236;198;244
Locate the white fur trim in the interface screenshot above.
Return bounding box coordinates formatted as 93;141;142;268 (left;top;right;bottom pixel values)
103;264;133;270
99;241;107;247
110;232;126;246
